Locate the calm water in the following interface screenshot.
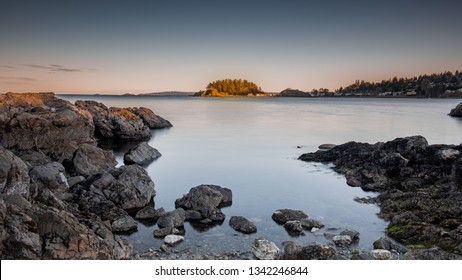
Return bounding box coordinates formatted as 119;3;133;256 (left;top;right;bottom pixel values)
61;95;462;254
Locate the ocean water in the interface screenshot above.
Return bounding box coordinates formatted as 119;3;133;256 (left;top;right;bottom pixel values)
61;95;462;254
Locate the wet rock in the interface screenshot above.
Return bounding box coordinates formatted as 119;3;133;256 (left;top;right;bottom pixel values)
0;146;30;198
29;162;69;193
153;227;174;238
284;243;338;260
103;165;155;210
339;228;360;242
72;144;117;176
371;249;392;260
373;237;408;254
333;235;352;247
272;209;308;223
127;107;172;129
157;208;186;229
229;216;257;234
135;206;165;220
75;100;152;140
164;235;184;246
123;142;161;165
252;238;281;260
300;218;325;230
111;216;138;233
284;220;303;233
403;248;462;260
175;184;232;210
185;210;202;221
200;206;225;222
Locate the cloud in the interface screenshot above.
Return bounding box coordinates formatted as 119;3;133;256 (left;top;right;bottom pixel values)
0;76;37;82
1;65;15;69
23;64;96;73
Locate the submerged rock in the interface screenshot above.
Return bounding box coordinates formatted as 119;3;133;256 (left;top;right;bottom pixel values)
123;142;161;165
229;216;257;234
271;209;308;223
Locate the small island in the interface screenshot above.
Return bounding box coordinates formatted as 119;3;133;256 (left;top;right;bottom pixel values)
194;79;270;97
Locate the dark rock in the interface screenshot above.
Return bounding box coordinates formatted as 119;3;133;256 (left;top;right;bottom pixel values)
123;142;161;165
127;107;172;129
157;208;186;229
229;216;257;234
339;228;360;242
300;218;325;230
135;206;165;220
403;248;462;260
373;237;408;254
185;210;202;221
284;220;303;233
75;100;152;140
103;165;155;210
0;92;95;162
200;206;225;222
153;227;174;238
175;184;232;210
0;146;30;198
283;243;338;260
318;144;336;150
72;144;117;177
449;102;462;117
299;135;462;257
1;194;132;259
271;209;308;223
252;238;281;260
29;162;69;193
333;235;352;247
67;176;85;187
111;216;138;233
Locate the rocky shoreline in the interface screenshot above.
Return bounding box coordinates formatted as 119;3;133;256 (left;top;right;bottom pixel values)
300;136;462;259
2;92;461;260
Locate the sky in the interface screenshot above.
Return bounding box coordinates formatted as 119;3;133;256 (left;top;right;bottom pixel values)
1;0;462;94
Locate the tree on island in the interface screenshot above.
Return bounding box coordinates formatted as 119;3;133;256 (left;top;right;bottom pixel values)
195;79;267;96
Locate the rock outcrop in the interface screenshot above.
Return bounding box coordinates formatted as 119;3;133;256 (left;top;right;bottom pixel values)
127;107;172;129
0;93;171;259
0;92;95;162
299;135;462;258
123;142;161;165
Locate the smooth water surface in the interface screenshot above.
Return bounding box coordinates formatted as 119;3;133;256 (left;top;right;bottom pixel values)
61;95;462;254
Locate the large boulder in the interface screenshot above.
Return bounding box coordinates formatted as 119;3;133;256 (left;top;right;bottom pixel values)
283;243;338;260
229;216;257;234
271;209;308;223
175;184;232;210
72;144;117;177
127;107;172;129
0;92;95;162
157;208;186;229
75;101;152;140
123;142;161;165
0;146;30;198
103;165;155;210
29;162;69;193
449;103;462;117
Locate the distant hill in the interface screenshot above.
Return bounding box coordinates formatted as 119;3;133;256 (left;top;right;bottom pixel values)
139;91;194;96
195;79;269;97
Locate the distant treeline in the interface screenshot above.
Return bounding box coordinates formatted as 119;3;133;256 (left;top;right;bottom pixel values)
195;79;267;97
278;70;462;98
